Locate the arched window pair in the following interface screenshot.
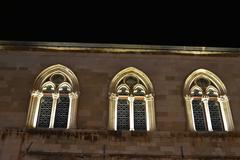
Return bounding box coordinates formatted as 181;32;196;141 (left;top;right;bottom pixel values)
26;65;79;129
109;68;234;132
108;67;156;131
184;69;234;132
27;65;156;131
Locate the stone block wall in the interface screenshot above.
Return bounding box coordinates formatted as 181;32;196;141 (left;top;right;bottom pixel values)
0;44;240;159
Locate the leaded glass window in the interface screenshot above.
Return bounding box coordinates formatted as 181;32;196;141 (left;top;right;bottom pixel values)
109;67;155;131
208;100;224;131
116;75;147;131
37;96;53;128
50;74;66;84
192;100;207;131
189;77;226;132
117;99;130;130
184;69;234;132
134;100;146;130
36;73;72;129
54;96;70;128
196;78;210;89
27;64;79;129
124;76;138;88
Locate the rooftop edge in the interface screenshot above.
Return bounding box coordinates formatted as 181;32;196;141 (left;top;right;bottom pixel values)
0;41;240;55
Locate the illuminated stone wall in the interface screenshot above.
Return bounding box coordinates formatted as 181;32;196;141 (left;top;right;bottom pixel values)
0;43;240;159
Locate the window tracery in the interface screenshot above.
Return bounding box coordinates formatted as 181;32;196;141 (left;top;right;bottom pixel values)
26;64;79;129
184;69;234;132
109;67;156;131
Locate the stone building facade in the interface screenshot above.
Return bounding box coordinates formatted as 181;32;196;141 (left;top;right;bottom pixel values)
0;41;240;159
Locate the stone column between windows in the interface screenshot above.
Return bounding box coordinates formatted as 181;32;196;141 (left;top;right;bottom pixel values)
129;96;134;131
202;97;213;131
49;93;59;128
144;96;150;131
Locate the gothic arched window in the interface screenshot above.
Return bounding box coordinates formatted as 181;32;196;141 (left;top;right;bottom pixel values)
109;67;156;131
26;64;79;129
184;69;234;132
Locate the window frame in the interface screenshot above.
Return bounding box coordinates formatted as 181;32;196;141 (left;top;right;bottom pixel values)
26;64;79;129
184;69;234;132
108;67;156;131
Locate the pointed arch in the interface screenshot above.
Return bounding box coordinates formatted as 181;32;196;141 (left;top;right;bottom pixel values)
184;69;226;96
108;67;156;131
33;64;79;92
109;67;154;95
26;64;79;129
184;69;234;132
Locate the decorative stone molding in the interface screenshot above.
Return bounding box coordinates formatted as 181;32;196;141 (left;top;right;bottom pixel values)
26;64;79;129
108;67;156;131
183;69;234;132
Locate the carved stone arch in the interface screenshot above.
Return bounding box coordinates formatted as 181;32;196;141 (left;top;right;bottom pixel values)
33;64;79;93
109;67;154;95
26;64;79;129
183;69;234;132
108;67;156;131
184;69;226;96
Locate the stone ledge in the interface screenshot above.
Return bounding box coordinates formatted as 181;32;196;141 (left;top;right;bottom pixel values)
26;151;240;160
1;40;240;56
0;128;240;139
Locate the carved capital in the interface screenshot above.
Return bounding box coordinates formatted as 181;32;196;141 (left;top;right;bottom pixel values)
202;96;209;102
31;90;43;97
52;93;59;99
109;93;117;100
69;92;78;99
184;95;191;101
220;95;229;101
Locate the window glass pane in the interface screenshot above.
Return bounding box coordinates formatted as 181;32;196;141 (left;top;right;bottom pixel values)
208;100;224;131
37;96;53;128
196;78;210;89
124;76;138;88
54;95;70;128
134;100;146;130
117;99;130;130
192;99;207;131
50;74;65;84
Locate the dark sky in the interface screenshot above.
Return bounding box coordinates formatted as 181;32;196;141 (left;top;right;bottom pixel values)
2;28;239;48
1;9;239;48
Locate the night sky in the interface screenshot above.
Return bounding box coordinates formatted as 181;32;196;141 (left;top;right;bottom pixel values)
1;10;239;48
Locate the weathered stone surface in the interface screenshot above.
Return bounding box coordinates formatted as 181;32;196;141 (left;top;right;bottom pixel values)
0;44;240;159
